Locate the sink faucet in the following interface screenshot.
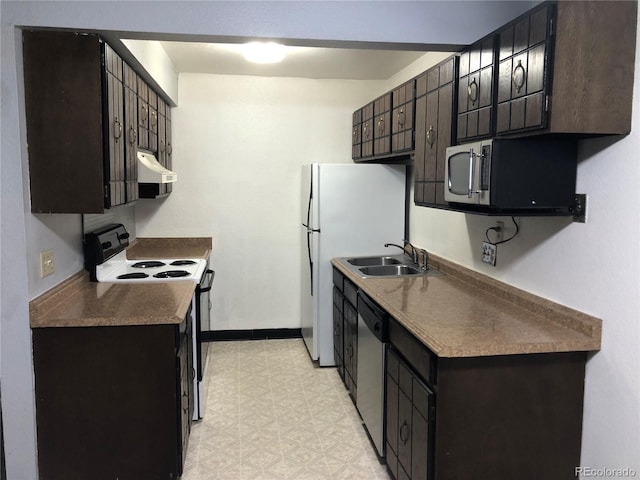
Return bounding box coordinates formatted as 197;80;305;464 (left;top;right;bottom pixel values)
384;240;418;264
419;248;429;271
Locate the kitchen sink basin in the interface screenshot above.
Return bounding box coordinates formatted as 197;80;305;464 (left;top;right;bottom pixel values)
337;254;442;278
359;265;422;276
347;256;402;266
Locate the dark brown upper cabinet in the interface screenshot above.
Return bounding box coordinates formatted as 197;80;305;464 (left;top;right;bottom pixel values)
457;36;496;143
351;109;363;160
414;56;458;207
360;102;375;159
496;3;552;134
137;77;150;151
157;99;172;196
391;79;416;154
462;1;637;141
22;30;136;213
123;63;139;204
373;92;392;156
540;0;636;136
148;89;158;152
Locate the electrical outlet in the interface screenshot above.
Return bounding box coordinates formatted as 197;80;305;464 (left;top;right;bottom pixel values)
481;241;497;266
495;221;504;243
40;249;55;278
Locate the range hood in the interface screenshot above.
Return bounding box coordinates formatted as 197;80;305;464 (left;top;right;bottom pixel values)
137;151;177;184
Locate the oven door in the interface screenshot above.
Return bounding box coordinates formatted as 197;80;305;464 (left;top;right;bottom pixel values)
195;268;215;381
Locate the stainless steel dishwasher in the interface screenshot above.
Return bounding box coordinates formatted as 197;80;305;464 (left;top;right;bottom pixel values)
356;290;389;458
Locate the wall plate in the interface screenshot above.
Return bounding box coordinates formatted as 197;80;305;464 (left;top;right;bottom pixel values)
572;194;587;223
482;241;497;266
40;249;55;277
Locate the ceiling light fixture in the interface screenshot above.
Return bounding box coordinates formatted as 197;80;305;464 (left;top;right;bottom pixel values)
242;42;286;64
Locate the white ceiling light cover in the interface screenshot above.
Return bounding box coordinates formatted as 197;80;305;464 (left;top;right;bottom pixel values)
242;42;287;64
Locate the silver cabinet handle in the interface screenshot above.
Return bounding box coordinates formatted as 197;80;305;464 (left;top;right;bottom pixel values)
467;78;478;105
512;59;526;94
114;119;122;140
426;125;435;148
400;420;410;445
128;126;137;145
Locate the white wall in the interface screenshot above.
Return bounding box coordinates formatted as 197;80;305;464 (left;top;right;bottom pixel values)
135;74;385;330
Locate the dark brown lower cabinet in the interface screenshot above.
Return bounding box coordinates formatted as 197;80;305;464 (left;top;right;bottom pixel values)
32;312;193;480
333;268;357;402
343;298;358;401
386;347;433;480
333;286;345;381
387;317;588;480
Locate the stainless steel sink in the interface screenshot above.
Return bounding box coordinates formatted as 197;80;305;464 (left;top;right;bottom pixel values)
359;265;422;276
347;256;402;266
337;254;442;278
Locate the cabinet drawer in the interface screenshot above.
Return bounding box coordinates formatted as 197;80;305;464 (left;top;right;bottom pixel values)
389;317;436;386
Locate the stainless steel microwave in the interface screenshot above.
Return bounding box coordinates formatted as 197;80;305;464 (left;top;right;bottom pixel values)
444;138;578;211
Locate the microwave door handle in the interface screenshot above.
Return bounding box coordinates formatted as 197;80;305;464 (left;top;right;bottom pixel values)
468;148;475;198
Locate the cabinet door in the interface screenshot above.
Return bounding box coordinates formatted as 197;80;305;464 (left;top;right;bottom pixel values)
165;107;173;194
414;56;457;208
413;94;427;205
458;36;495;142
392;80;415;153
352;109;362;160
343;300;358;400
386;349;400;479
157;99;169;196
411;378;431;480
137;77;149;150
148;89;158;152
373;93;392;156
435;81;453;206
496;4;553;134
361;102;374;159
123;63;138;204
387;346;434;480
104;44;126;208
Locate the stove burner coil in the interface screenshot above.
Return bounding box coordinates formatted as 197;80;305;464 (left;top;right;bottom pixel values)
170;260;197;266
131;261;166;268
153;270;190;278
117;272;150;279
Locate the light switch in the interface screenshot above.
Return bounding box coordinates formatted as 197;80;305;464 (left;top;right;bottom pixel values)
40;249;55;277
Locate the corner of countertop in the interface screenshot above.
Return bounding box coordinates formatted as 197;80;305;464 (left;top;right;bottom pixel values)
30;270;89;325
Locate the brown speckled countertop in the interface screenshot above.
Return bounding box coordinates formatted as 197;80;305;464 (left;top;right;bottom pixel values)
332;254;601;358
30;237;213;329
30;272;195;328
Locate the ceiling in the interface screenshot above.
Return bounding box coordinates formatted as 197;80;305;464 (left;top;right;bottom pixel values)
158;41;440;80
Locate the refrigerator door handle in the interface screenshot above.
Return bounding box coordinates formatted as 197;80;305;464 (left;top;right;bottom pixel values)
306;179;313;228
307;230;314;295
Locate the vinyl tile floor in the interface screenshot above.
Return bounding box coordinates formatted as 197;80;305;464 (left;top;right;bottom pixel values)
181;338;391;480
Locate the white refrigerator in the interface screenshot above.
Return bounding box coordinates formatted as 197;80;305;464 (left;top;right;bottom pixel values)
301;163;406;366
